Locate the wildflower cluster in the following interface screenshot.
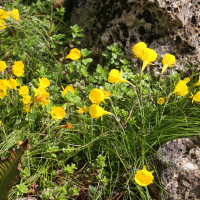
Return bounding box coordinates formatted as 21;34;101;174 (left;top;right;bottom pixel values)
0;8;19;29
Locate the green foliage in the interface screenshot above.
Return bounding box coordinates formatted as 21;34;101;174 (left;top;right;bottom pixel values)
0;139;30;200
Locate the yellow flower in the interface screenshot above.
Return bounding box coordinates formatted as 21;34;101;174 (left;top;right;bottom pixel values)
0;61;7;72
39;78;50;88
0;88;7;99
175;78;190;95
0;79;8;90
34;87;49;104
140;48;157;71
13;61;24;69
17;141;24;146
108;69;130;84
18;86;29;96
40;99;50;106
50;106;65;120
89;89;105;104
23;104;31;113
132;42;147;58
191;75;200;88
192;91;200;103
8;79;18;89
65;48;81;60
0;9;9;19
21;95;31;104
173;78;190;96
8;9;19;21
133;166;154;187
89;104;110;121
158;97;166;105
77;106;88;114
59;122;73;130
0;20;6;29
12;61;24;77
161;54;176;74
62;85;74;95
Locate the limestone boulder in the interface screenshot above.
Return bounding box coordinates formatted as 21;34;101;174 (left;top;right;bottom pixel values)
150;135;200;199
67;0;200;75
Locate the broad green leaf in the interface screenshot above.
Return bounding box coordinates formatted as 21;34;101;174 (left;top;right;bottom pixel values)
81;49;91;57
82;58;93;65
0;139;30;200
102;51;111;57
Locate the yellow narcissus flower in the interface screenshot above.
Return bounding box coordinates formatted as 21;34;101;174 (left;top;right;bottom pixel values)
89;104;110;121
0;88;7;99
12;61;24;77
108;69;130;84
0;79;8;90
65;48;81;60
192;91;200;103
50;107;65;120
21;95;31;104
62;85;74;95
39;78;50;88
89;89;104;104
18;86;29;96
140;48;157;71
8;79;18;89
132;42;147;59
59;122;73;130
77;106;88;114
17;141;24;146
8;9;19;21
23;104;30;113
133;166;154;187
158;97;166;105
0;61;7;72
173;78;190;96
40;99;50;106
0;9;9;19
0;20;6;29
161;54;176;74
34;87;49;103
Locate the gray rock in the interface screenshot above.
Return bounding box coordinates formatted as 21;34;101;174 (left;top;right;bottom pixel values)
150;135;200;199
67;0;200;75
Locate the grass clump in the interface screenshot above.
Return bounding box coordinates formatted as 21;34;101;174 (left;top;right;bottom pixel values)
0;1;199;199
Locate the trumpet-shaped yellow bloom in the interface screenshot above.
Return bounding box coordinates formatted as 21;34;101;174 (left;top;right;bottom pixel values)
21;95;31;104
192;91;200;103
39;78;50;88
132;42;147;59
8;79;18;89
50;107;65;120
108;69;130;84
0;79;8;90
65;48;81;60
173;78;190;96
158;97;166;105
62;85;75;95
140;48;157;71
191;75;200;88
12;61;24;77
161;54;176;74
0;9;9;19
133;166;154;187
23;104;31;113
18;86;29;96
0;61;7;72
34;87;49;104
89;89;104;104
0;88;7;99
89;104;110;121
59;122;73;130
0;20;6;29
77;106;88;114
8;9;19;21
